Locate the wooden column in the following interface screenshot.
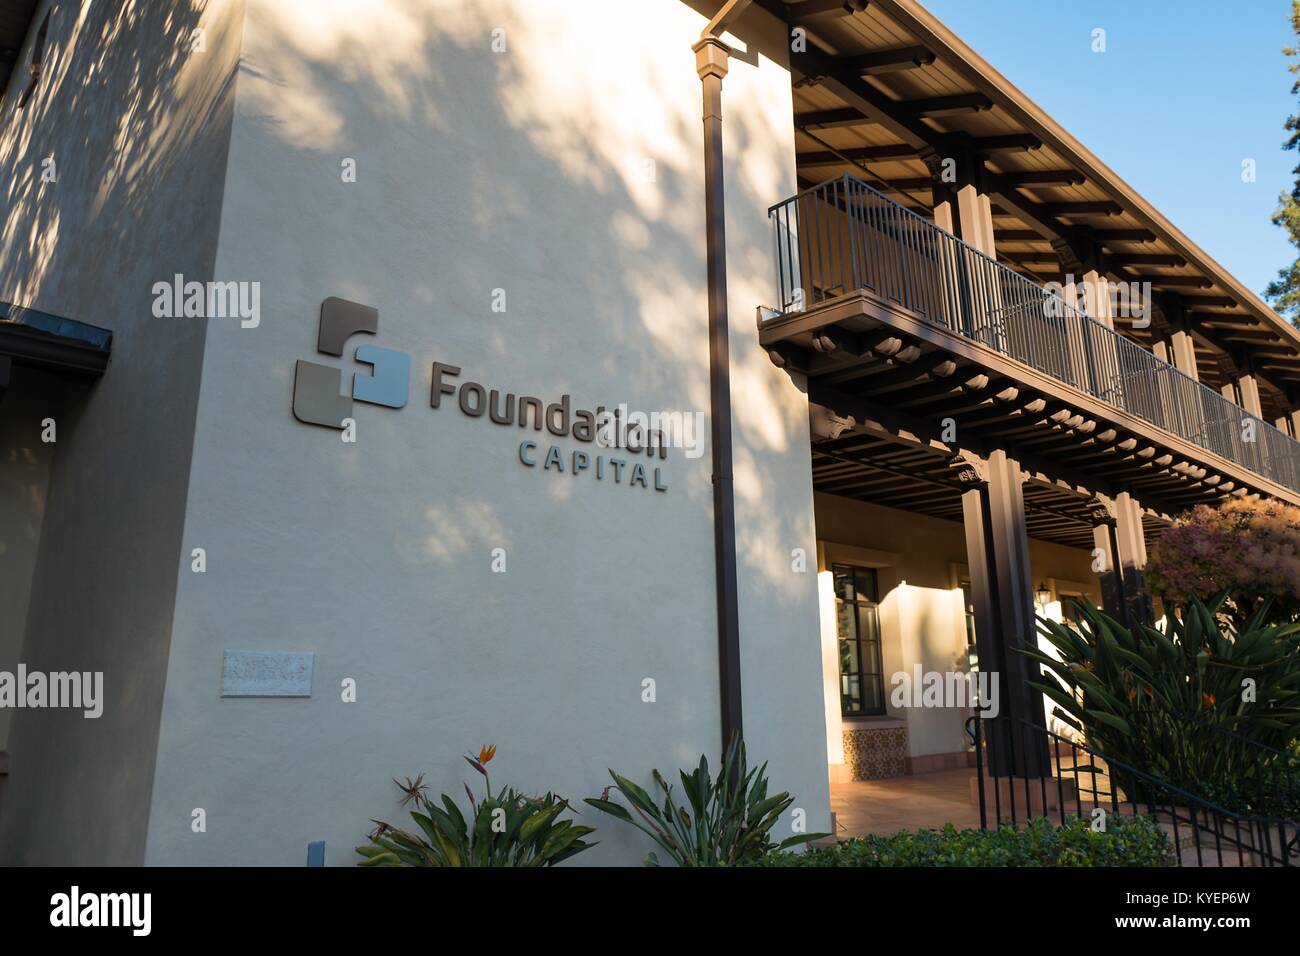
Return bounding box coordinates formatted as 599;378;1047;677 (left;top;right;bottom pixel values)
1059;275;1094;390
954;452;1050;778
1082;269;1113;329
1169;329;1199;381
1237;372;1263;418
977;193;997;258
1087;496;1127;626
933;200;956;233
921;149;978;340
1114;491;1154;625
952;183;997;258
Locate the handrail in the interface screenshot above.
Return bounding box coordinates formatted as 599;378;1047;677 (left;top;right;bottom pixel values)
768;174;1300;495
966;714;1299;867
1124;708;1300;818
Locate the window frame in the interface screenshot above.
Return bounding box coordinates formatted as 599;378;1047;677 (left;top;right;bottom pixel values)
832;562;886;718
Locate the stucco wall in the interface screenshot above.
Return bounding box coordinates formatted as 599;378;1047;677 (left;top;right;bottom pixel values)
0;0;242;864
0;367;63;754
144;0;829;865
814;491;1099;764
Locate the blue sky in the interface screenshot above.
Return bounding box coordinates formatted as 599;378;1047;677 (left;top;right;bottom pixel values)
921;0;1298;298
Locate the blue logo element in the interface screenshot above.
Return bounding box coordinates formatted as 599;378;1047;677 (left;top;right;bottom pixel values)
292;297;409;429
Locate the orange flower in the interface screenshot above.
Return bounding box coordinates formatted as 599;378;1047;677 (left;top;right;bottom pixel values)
478;744;497;765
1202;692;1216;710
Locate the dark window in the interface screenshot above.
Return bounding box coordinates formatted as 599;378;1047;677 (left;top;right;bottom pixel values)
960;579;979;673
833;564;884;717
960;578;984;712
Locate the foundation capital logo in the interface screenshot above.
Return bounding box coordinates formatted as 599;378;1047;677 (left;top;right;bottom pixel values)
292;297;410;429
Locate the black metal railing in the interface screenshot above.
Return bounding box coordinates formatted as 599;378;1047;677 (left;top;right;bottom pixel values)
768;175;1300;495
1122;710;1300;819
965;714;1300;867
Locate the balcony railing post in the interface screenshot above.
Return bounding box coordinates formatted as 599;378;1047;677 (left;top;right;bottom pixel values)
843;175;859;301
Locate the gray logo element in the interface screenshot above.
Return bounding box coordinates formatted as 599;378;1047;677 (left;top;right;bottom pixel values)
293;360;354;428
318;296;377;355
293;298;410;429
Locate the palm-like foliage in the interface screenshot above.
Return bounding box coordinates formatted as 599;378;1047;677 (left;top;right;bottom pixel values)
1024;595;1300;811
584;734;828;866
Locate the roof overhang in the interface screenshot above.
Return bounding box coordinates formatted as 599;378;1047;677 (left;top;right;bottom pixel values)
755;0;1300;416
0;301;112;381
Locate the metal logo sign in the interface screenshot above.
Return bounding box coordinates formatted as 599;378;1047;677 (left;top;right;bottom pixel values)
292;297;410;428
290;298;672;493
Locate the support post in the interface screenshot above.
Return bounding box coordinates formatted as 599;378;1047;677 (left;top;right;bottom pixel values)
693;12;749;749
1087;496;1127;627
1236;372;1263;418
953;452;1050;778
1114;491;1153;625
1169;328;1199;381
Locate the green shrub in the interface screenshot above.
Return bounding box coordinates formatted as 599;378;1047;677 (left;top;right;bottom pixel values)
356;745;595;867
1025;595;1300;812
584;734;828;866
754;817;1169;867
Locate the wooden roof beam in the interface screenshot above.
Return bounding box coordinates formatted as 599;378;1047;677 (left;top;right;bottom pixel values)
1148;276;1214;289
973;133;1042;152
1107;254;1187;268
901;92;993;117
795;144;919;166
840;45;936;74
1003;169;1086;187
785;0;870;17
1039;200;1123;217
794;107;873;130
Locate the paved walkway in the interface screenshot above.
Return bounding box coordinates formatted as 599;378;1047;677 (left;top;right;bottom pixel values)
829;770;1270;866
830;769;983;837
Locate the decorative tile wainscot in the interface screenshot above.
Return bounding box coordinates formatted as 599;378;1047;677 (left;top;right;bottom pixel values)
842;718;907;780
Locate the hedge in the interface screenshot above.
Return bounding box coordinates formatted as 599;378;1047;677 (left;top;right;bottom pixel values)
754;817;1169;867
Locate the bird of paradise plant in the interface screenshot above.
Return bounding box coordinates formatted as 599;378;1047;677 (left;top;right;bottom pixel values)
356;744;596;867
1024;595;1300;814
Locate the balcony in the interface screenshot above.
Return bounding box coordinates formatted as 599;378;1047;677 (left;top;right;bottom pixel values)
762;175;1300;504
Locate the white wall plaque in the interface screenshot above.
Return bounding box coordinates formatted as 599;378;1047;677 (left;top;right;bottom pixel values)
221;651;315;698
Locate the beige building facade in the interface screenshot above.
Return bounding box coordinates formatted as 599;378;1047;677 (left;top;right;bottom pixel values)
2;0;1299;866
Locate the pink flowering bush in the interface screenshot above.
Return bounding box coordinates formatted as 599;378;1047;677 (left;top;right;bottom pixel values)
1147;499;1300;621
